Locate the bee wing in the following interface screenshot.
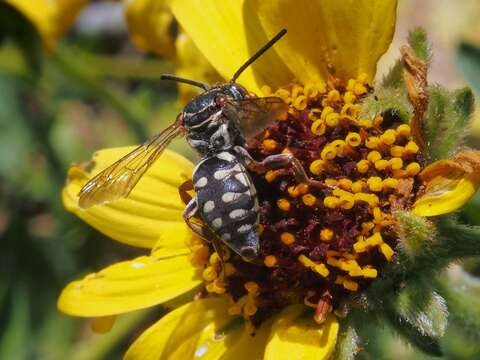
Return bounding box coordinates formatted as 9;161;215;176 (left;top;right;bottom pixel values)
78;122;184;209
224;96;288;138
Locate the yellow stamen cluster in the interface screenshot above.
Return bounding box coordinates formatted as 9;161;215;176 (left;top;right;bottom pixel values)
228;281;259;329
201;249;236;295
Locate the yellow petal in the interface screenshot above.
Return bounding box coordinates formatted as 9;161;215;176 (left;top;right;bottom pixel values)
63;147;194;249
125;297;272;360
6;0;88;50
252;0;398;84
124;0;176;59
57;249;201;317
265;305;339;360
171;0;294;95
90;315;116;334
175;32;224;105
412;156;480;217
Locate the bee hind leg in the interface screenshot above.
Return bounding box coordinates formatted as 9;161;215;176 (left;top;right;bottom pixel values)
178;179;194;205
183;198;227;280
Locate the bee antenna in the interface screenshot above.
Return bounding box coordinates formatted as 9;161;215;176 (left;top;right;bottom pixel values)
231;29;287;83
160;74;209;91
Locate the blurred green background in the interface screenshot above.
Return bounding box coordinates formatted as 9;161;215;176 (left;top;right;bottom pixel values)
1;1;480;359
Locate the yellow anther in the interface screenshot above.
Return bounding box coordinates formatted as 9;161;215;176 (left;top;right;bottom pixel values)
228;304;242;315
327;89;341;102
365;136;380;149
311;119;326;136
373;115;384;126
224;263;236;276
299;255;330;277
390;145;405;157
325;112;340;127
338;178;353;190
282;147;292;154
324;196;340;209
304;82;326;98
309;159;325;175
374;159;390;171
262;139;278;151
361;222;375;234
357;160;370;173
308;108;322;121
380;243;394;261
324;178;338;187
347;79;356;92
280;232;296;245
321;145;336;160
321;106;334;119
292;95;307;110
277;198;291;211
265;170;278;182
366;232;383;246
351;180;365;193
353;83;367;96
380;129;396;145
302;193;317;207
333;188;354;200
243;301;258;317
320;228;334;242
357;73;369;84
288;185;301;198
367;177;383;192
244;281;259;294
405;140;420;154
275;88;291;103
383;177;399;190
389;157;403;170
327;257;341;267
343;278;359;291
392;169;408;178
297;183;309;194
353;240;368;253
367;151;382;163
353;193;379;207
396;124;411;137
335;275;345;285
362;267;378;278
330;139;346;154
373;207;383;221
345;132;362;147
202;266;217;282
406;162;421;176
263;255;277;267
211;279;226;294
343;91;356;104
358;118;373;128
210;252;222;265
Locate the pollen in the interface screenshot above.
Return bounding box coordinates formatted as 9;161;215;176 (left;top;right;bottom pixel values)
280;232;296;245
320;228;334;241
345;132;362;147
309;159;325;175
277;198;291;211
302;193;317;207
298;255;330;277
265;170;278;182
262;139;278;151
263;255;277;267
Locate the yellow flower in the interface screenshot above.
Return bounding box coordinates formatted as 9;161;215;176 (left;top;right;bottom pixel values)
124;0;223;104
6;0;88;49
58;0;480;359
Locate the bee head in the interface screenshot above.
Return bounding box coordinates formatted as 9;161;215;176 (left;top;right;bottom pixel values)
182;84;248;155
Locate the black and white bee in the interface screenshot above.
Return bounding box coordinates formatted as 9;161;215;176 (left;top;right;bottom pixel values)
78;29;311;261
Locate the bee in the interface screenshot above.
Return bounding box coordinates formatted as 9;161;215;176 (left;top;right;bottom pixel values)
78;29;311;261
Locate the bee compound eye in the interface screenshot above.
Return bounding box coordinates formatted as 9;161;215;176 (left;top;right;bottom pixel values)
240;246;258;261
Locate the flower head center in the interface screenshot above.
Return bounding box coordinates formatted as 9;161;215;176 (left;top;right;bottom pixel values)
188;75;424;327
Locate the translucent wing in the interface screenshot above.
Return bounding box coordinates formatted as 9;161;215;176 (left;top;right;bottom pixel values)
224;97;288;138
78;122;183;209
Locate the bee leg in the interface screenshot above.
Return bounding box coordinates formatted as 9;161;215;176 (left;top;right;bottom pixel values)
234;146;323;187
183;199;227;281
178;179;194;205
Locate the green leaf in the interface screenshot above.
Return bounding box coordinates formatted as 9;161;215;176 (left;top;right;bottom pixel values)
395;211;436;258
408;28;431;63
457;42;480;95
0;2;42;75
384;288;445;357
360;86;412;123
424;86;474;162
333;322;360;360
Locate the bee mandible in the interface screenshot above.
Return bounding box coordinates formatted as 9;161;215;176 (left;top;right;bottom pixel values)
77;29;313;261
